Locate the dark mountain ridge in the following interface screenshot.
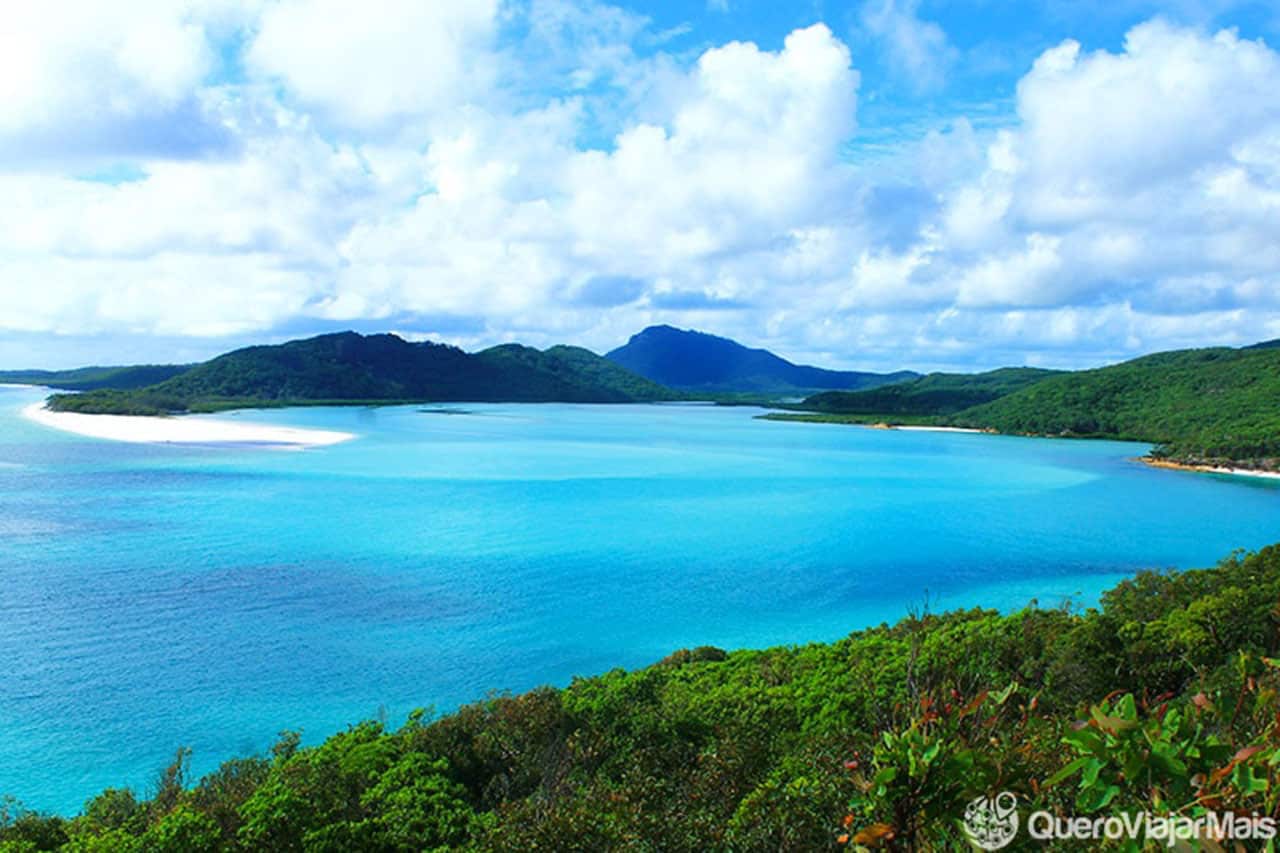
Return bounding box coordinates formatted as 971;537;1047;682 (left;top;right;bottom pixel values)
606;325;917;393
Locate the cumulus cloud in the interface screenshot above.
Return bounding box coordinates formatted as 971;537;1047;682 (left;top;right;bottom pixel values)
246;0;500;129
0;0;244;164
1;5;1278;371
843;19;1280;363
326;23;858;332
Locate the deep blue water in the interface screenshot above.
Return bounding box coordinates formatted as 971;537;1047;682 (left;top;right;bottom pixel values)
2;385;1278;814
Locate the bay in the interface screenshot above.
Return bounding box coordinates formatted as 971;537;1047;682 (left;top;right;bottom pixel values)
1;385;1277;814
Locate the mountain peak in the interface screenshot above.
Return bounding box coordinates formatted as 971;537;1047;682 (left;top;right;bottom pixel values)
607;327;916;394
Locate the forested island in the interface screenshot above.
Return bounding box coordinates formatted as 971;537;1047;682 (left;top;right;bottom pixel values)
2;544;1278;849
0;365;190;392
767;343;1280;472
43;332;679;415
15;327;1280;471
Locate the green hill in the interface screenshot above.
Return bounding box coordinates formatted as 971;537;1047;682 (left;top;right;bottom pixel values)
474;343;674;403
0;364;190;391
3;542;1278;850
948;346;1280;467
799;367;1061;416
46;332;678;415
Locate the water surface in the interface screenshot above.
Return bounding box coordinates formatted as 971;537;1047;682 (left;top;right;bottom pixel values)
1;386;1277;813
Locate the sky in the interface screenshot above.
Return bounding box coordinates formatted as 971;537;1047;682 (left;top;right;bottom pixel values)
1;0;1278;372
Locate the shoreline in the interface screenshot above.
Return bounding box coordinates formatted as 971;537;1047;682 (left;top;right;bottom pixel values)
1140;457;1280;481
21;403;356;449
891;425;987;434
758;413;989;433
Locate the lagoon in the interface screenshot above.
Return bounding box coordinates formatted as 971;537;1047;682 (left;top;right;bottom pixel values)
1;384;1278;814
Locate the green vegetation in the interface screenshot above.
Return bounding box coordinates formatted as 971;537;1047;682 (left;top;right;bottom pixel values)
0;364;189;392
798;367;1061;417
947;346;1280;468
5;544;1279;850
758;412;946;427
474;344;675;404
46;333;678;415
775;345;1280;471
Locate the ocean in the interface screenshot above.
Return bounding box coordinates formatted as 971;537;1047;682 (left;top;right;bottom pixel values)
2;384;1278;814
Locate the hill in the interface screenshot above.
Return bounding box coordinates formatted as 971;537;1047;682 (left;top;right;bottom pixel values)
47;332;677;415
798;366;1061;417
0;364;190;391
3;542;1277;849
474;343;674;403
606;325;917;394
947;345;1280;468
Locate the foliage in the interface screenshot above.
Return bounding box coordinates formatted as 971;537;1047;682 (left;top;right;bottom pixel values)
0;365;190;392
948;345;1280;468
46;332;680;414
777;343;1280;470
799;367;1061;417
3;545;1279;850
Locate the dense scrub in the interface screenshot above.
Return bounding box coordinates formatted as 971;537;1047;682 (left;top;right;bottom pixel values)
947;346;1280;467
47;332;677;414
4;544;1279;850
799;367;1061;417
0;365;189;392
782;344;1280;470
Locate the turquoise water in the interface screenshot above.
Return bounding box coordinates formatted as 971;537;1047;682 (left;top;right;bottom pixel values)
2;385;1279;814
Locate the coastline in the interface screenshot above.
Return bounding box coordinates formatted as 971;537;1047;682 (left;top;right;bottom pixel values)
891;425;987;434
1140;456;1280;481
21;402;355;449
757;412;989;433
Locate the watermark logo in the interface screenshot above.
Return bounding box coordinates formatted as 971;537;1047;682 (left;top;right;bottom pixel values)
963;791;1019;850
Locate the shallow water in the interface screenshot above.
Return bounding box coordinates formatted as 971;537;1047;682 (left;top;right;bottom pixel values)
1;385;1277;813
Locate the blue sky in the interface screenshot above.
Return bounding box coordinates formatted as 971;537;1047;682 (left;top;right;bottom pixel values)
1;0;1278;372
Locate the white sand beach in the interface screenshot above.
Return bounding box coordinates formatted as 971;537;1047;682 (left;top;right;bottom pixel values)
1141;457;1280;481
22;403;355;449
892;425;988;434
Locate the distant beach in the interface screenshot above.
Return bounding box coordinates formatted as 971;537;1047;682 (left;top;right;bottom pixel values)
891;425;987;434
21;402;355;449
1141;457;1280;481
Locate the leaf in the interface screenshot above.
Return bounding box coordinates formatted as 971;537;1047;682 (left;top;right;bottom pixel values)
1233;746;1264;764
853;822;895;846
1045;755;1091;788
959;691;989;718
1091;705;1138;735
1079;783;1121;812
871;767;897;787
1063;727;1106;757
992;681;1018;706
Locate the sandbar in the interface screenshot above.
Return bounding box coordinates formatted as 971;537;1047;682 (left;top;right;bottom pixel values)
22;403;355;449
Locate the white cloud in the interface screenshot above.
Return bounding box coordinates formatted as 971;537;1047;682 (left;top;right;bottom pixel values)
0;1;246;163
860;0;955;91
329;23;859;333
246;0;500;128
838;19;1280;362
2;6;1280;372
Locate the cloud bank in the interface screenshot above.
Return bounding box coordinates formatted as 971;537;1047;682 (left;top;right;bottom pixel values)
0;2;1277;370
